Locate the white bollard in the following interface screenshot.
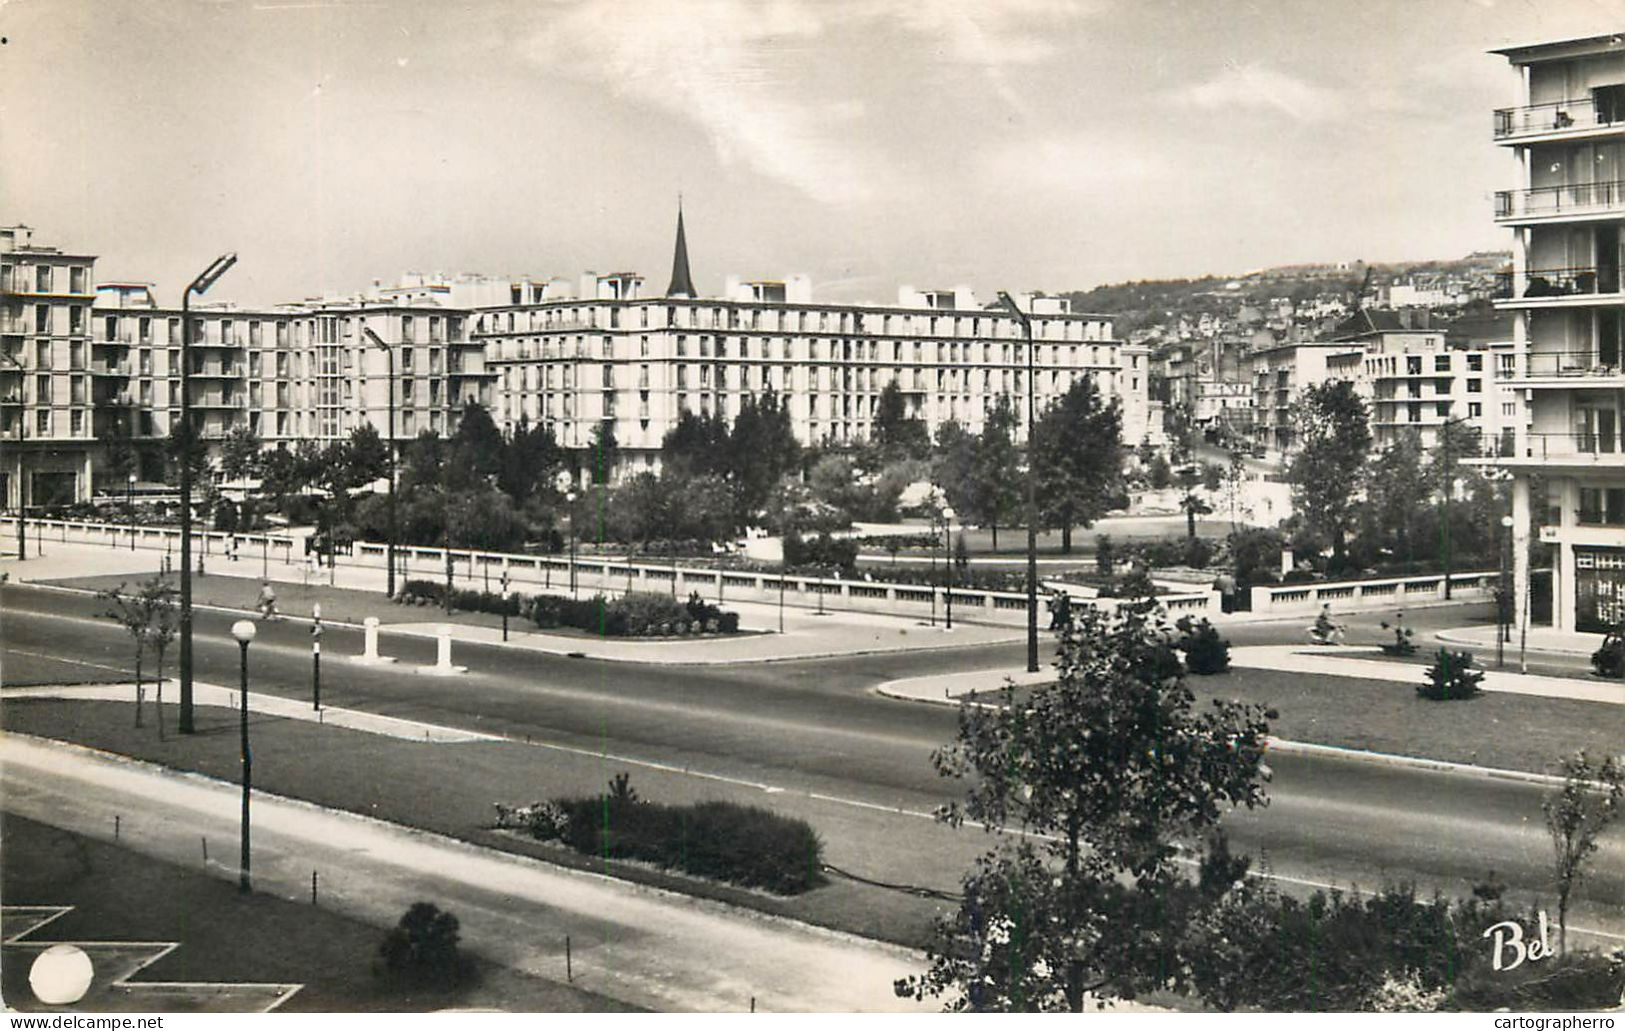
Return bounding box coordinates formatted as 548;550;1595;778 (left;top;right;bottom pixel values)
417;624;468;676
351;616;396;665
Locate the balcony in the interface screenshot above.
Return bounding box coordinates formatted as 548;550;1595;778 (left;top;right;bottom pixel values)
1495;265;1623;304
1494;97;1625;144
1495;179;1625;224
1485;431;1625;467
1509;349;1625;384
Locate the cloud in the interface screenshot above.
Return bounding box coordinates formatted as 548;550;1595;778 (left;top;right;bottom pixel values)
521;0;1101;204
979;133;1169;195
1176;63;1342;122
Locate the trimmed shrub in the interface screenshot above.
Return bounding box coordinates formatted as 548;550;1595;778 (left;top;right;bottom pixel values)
547;787;824;894
1183;536;1214;569
1175;616;1231;674
613;592;689;636
1095;534;1115;576
1419;649;1484;700
377;902;471;988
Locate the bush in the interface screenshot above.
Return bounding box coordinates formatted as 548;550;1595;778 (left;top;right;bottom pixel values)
612;592;689;635
1175;616;1231;674
783;532;858;575
543;782;824;894
1442;949;1625;1011
1183;536;1214;569
1419;649;1484;700
1095;534;1115;576
397;579;446;606
377;902;470;988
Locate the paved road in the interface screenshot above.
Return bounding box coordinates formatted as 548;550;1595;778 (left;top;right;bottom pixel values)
3;583;1622;944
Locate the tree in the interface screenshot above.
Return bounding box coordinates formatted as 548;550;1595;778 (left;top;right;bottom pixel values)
726;389;799;530
899;598;1275;1011
346;423;389;487
871;379;931;467
1543;750;1624;954
219;425;264;481
585;421;619;485
498;418;562;504
976;397;1022;550
1031;378;1124;554
1288;380;1370;563
98;577;178;735
1365;430;1429;565
449;401;503;487
163;418;210;489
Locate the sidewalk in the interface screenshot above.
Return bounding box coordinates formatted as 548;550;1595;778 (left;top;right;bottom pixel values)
1437;624;1604;658
4;540;1023;665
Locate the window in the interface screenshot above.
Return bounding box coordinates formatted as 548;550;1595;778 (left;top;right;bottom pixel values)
1467;354;1483;372
36;410;49;435
71;410;84;435
70;267;86;294
1467;379;1483;393
1436;402;1451;418
1434;355;1451;372
1468;402;1483;418
1406;356;1422;375
35;266;51;292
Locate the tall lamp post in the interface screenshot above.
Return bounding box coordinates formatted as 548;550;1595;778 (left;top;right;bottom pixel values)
363;328;398;597
127;474;137;550
230;618;257;893
998;292;1040;673
943;505;956;631
1498;513;1513;669
1;350;25;562
179;253;238;737
566;490;578;599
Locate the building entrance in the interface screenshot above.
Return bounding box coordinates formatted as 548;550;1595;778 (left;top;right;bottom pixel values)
1575;547;1625;631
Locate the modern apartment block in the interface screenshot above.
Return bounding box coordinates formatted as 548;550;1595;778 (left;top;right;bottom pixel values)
1330;310;1513;453
1491;33;1625;633
1249;340;1360;452
1;226;99;508
1;215;1146;500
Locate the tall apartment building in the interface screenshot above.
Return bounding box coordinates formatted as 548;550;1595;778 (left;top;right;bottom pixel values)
1;226;98;507
1491;33;1625;634
1250;340;1360;452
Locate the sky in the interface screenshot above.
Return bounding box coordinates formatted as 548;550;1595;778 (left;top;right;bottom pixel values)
2;0;1624;309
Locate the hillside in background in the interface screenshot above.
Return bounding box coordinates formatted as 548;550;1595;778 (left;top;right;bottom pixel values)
1061;252;1510;336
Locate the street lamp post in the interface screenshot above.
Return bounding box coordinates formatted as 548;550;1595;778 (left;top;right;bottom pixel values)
500;569;511;642
1498;514;1513;669
566;490;578;599
998;292;1040;673
311;603;322;710
127;474;137;551
364;329;399;598
230;618;257;893
179;253;238;737
944;506;956;631
2;350;26;562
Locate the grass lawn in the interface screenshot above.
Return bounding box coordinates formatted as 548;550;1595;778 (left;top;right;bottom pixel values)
0;812;633;1013
0;700;946;951
1001;666;1625;776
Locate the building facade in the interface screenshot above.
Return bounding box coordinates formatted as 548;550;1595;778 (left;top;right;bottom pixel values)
1;226;99;507
2;216;1145;501
1491;34;1625;633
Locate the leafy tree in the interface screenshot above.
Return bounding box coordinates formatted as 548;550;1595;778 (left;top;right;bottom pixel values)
1031;378;1124;553
400;431;446;496
1365;430;1428;565
449;400;503;487
219;425;264;481
662;409;730;480
1288;380;1370;563
871;379;931;467
346;423;389;487
98;577;178;736
899;598;1275;1010
726;389;799;529
163;417;210;489
976;397;1022;550
1164;401;1195;464
498;417;562;503
585;421;619;486
1543;750;1624;954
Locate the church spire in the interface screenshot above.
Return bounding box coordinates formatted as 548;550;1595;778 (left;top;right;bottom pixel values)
665;200;696;299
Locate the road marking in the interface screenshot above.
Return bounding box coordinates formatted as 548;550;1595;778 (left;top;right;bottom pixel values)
2;647;131;677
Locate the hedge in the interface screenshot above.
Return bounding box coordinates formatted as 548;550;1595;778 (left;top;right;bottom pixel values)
558;796;823;894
